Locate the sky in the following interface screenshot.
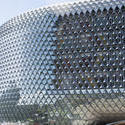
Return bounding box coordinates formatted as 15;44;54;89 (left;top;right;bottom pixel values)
0;0;78;26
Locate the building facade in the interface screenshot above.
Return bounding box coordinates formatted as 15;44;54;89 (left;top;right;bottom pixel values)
0;0;125;124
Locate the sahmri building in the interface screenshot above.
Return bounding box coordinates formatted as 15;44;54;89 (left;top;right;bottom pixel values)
0;0;125;125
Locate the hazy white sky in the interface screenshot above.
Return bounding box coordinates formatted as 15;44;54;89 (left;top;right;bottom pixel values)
0;0;78;26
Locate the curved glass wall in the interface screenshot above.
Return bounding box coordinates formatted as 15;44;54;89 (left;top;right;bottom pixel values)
0;0;125;124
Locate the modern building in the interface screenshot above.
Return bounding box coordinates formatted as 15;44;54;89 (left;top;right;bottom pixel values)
0;0;125;124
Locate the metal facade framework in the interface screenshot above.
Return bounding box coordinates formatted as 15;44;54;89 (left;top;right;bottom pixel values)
0;0;125;124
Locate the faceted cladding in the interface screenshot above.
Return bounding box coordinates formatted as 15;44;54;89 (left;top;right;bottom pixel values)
0;0;125;124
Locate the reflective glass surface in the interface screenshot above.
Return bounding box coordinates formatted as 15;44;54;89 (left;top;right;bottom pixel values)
0;0;125;125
